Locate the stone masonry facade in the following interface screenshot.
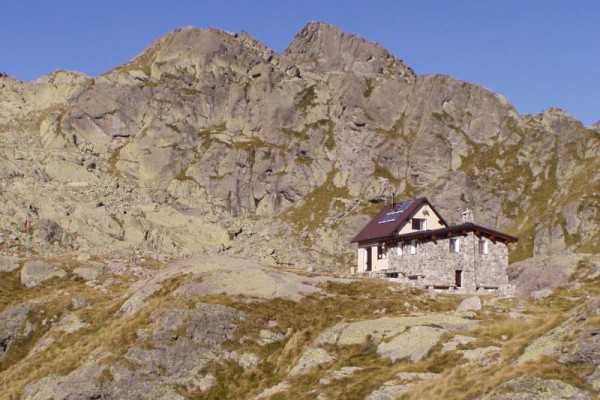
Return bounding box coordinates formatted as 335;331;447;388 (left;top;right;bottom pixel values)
386;232;513;295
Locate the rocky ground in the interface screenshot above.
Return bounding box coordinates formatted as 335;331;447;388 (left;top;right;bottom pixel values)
0;253;598;399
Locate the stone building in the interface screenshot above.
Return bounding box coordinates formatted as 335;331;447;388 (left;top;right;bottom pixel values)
352;198;517;295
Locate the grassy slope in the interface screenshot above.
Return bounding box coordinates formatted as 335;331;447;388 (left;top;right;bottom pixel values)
197;260;599;400
0;256;598;399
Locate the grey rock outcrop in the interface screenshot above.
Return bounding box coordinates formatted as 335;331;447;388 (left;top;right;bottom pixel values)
480;377;590;400
256;381;291;399
456;296;482;312
34;219;65;244
285;22;415;80
21;354;110;400
316;314;477;347
289;347;334;376
366;371;439;400
20;261;66;288
0;303;32;358
0;256;20;272
508;254;585;297
72;263;104;281
376;325;444;362
22;302;243;399
313;314;476;367
119;282;162;315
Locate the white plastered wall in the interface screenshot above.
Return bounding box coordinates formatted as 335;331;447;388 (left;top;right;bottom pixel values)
357;244;389;272
397;203;446;234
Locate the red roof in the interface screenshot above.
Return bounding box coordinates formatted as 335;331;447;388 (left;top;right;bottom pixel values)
351;197;448;243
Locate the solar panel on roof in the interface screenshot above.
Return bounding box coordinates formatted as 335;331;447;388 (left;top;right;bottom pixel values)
379;211;401;223
378;200;414;224
394;200;412;212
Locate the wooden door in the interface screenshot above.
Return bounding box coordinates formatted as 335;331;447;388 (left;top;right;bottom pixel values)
366;247;372;271
455;270;462;288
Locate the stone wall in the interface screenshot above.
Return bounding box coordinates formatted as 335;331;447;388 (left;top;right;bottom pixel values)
387;233;512;295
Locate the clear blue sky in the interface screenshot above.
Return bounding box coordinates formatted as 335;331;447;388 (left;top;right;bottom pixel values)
1;0;598;126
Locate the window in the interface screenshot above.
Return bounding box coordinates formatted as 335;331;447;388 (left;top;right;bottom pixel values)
410;240;417;255
397;243;403;256
449;238;460;253
377;243;387;259
411;218;426;230
479;238;488;254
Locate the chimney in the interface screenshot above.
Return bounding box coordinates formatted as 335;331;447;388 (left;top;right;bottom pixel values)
461;209;473;223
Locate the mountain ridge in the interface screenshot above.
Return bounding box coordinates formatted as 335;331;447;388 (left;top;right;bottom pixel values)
0;21;598;268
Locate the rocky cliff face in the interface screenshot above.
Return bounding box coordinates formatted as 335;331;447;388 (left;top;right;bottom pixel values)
0;22;598;268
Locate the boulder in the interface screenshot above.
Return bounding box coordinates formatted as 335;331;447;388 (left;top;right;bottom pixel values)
518;318;572;364
365;370;440;400
508;254;584;297
376;326;444;362
588;365;600;391
34;219;64;244
531;288;553;300
329;366;363;380
459;346;501;366
0;303;32;358
0;256;19;273
73;263;105;281
456;296;482;312
316;314;477;347
365;382;415;400
256;381;290;399
119;283;162;315
20;261;66;288
442;335;476;352
238;352;260;369
55;314;89;334
257;329;285;345
289;347;334;376
480;377;590;400
71;297;88;310
21;363;109;400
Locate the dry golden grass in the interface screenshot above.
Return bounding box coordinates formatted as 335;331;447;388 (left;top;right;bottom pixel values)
196;281;465;399
2;255;598;400
0;255;179;398
197;269;600;400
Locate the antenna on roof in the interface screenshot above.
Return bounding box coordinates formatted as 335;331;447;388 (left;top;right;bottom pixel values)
377;177;389;205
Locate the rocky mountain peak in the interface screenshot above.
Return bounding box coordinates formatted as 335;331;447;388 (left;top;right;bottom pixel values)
285;22;415;79
106;25;277;82
539;107;578;121
529;107;587;139
36;69;90;85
